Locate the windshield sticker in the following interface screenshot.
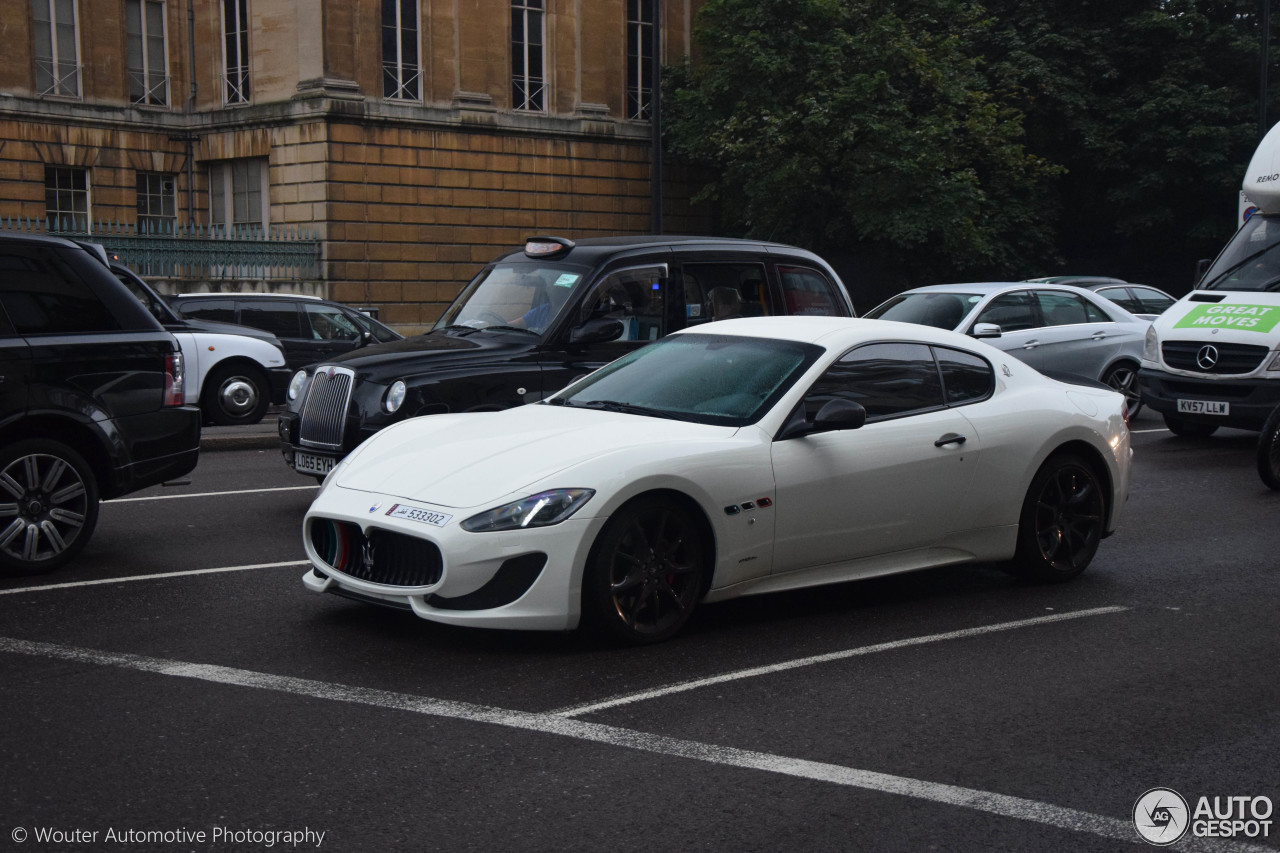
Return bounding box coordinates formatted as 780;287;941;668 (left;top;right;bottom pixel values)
554;274;581;288
1251;220;1268;242
1173;303;1280;332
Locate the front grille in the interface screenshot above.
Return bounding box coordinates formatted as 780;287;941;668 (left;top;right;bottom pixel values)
299;367;354;447
1161;341;1270;374
310;518;444;587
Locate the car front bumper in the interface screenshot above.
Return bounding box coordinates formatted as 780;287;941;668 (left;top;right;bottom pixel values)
1138;367;1280;430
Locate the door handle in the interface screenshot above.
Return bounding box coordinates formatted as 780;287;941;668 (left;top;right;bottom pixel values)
1091;331;1107;340
1022;340;1040;349
935;433;967;448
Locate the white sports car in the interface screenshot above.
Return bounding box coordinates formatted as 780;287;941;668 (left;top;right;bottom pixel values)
302;317;1132;643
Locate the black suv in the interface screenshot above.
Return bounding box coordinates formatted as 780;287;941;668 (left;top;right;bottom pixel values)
279;235;854;477
0;233;201;574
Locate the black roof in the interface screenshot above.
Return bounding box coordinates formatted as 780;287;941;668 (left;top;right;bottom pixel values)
493;234;835;269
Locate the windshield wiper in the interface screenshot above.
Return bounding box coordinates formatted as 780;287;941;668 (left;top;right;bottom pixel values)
478;324;540;336
575;399;693;420
435;324;481;336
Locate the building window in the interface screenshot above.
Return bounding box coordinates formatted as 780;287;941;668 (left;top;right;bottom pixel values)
626;0;653;120
382;0;421;100
221;0;250;104
209;159;266;232
32;0;81;98
45;167;90;230
511;0;544;112
126;0;169;105
137;172;177;233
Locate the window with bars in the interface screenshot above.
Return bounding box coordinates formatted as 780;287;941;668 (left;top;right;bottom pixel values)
209;159;266;232
382;0;421;100
626;0;653;120
221;0;250;104
136;172;177;233
32;0;81;98
511;0;544;112
45;167;90;230
126;0;169;105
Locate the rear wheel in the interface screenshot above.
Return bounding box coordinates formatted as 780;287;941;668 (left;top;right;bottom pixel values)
1101;363;1142;417
0;439;100;576
202;363;269;426
1011;453;1106;583
1257;406;1280;490
582;496;709;644
1162;414;1218;439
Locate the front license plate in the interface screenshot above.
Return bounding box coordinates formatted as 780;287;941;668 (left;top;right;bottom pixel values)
295;452;335;474
386;503;453;528
1177;399;1230;416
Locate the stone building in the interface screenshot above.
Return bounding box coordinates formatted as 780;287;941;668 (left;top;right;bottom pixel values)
0;0;706;331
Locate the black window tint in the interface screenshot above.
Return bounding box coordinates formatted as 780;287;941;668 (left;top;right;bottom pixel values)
1036;291;1091;326
805;342;942;421
975;291;1037;332
935;347;994;405
1133;287;1175;313
176;298;236;323
0;248;120;334
1096;286;1140;313
239;300;304;338
681;262;768;327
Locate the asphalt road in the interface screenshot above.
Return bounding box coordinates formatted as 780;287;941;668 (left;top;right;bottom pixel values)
1;411;1277;853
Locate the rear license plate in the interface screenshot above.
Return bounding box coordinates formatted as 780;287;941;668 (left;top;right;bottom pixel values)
295;451;335;474
1177;399;1229;416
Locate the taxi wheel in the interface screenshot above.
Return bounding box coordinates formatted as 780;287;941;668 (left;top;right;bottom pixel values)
1162;414;1218;439
1010;453;1105;583
1257;406;1280;490
582;495;709;644
203;363;270;426
0;439;101;576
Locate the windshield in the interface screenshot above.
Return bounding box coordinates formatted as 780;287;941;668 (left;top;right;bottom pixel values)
433;263;586;334
863;292;981;329
1200;215;1280;291
554;333;823;426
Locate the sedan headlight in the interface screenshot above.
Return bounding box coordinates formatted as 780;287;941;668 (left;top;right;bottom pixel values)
1142;325;1159;362
384;380;407;414
287;369;309;402
461;489;595;532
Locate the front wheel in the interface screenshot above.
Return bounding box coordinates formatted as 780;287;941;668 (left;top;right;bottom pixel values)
1162;414;1218;439
0;439;101;575
1101;363;1142;417
1010;453;1106;583
202;363;269;426
581;496;709;644
1257;406;1280;490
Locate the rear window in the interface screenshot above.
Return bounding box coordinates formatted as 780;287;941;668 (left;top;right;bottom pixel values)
0;247;121;334
778;266;843;316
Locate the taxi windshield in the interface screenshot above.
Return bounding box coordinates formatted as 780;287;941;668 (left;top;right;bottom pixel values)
1200;214;1280;292
434;263;585;334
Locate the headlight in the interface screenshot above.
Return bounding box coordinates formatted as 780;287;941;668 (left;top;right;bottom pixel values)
287;369;309;402
1142;325;1158;362
1268;352;1280;371
461;489;595;532
384;380;407;413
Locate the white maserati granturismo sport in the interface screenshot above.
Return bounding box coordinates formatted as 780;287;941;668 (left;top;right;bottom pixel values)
302;316;1132;643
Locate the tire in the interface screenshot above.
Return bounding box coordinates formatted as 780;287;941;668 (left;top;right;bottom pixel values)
581;496;710;644
1162;414;1218;439
0;439;101;576
1010;453;1106;583
1101;362;1142;418
202;363;269;426
1257;406;1280;490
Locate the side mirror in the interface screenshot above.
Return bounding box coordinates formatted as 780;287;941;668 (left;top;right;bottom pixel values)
970;322;1002;339
570;317;624;344
357;330;374;347
779;398;867;439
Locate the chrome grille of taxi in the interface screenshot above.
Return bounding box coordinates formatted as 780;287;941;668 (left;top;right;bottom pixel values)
299;367;354;447
310;518;444;587
1162;341;1270;374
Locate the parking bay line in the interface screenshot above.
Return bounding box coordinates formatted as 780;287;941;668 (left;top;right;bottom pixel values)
0;560;309;597
0;634;1268;853
105;485;319;503
554;606;1130;717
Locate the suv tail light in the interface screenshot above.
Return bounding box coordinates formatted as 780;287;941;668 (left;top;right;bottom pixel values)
164;352;185;407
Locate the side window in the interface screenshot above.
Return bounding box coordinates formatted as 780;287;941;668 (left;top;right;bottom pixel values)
239;300;304;338
1096;286;1141;314
680;262;769;328
0;248;120;334
305;303;361;341
778;265;842;316
803;342;943;422
579;265;667;341
934;346;994;405
351;312;399;342
176;298;235;323
1035;291;1091;326
1133;287;1175;313
975;291;1037;332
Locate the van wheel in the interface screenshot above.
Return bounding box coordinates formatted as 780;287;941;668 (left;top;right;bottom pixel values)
1163;414;1218;439
203;364;269;426
1258;406;1280;490
0;439;100;575
1010;453;1105;583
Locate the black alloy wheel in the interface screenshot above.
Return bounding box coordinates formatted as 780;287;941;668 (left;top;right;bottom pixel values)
1102;363;1142;418
0;439;101;575
203;363;270;426
1162;414;1219;439
583;496;709;644
1012;453;1106;582
1257;405;1280;490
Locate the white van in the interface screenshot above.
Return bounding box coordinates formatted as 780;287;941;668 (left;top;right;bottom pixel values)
1137;123;1280;436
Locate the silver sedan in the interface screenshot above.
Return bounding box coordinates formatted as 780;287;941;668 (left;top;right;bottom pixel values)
865;282;1150;414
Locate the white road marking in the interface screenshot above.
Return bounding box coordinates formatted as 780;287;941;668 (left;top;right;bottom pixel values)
106;485;319;503
0;560;309;596
0;635;1268;853
555;606;1130;717
1131;428;1169;434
